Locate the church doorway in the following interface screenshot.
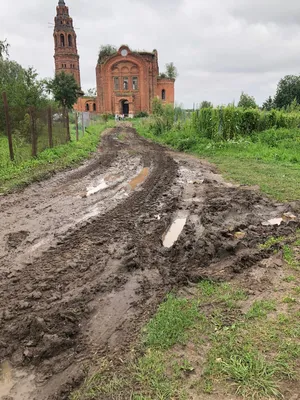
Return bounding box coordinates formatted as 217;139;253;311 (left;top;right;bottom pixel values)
120;100;129;116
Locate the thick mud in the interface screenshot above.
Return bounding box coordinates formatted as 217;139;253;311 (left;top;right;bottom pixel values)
0;127;299;399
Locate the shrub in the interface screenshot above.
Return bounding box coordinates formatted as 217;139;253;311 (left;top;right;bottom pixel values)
135;111;149;118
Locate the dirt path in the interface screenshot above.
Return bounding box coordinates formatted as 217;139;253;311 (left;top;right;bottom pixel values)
0;127;299;400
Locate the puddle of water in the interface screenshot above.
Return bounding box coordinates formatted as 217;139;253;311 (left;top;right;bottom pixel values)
163;217;187;248
86;179;108;197
0;360;36;400
0;361;14;396
262;218;283;226
129;168;149;190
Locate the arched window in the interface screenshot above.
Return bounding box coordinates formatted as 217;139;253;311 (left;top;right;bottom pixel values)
86;103;90;111
132;77;138;90
123;77;129;90
162;89;166;101
60;34;65;47
68;34;72;47
93;103;96;112
55;36;58;47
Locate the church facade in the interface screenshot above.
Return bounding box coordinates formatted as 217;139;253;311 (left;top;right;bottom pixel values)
53;1;175;115
95;46;175;116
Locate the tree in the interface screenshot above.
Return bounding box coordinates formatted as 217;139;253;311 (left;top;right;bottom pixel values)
0;39;9;59
0;46;48;133
165;62;178;80
238;92;258;109
98;45;117;64
46;72;80;110
273;75;300;109
262;96;274;111
200;101;213;109
86;88;97;97
46;72;81;141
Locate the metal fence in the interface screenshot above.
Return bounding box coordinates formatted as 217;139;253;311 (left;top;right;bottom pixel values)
0;92;95;165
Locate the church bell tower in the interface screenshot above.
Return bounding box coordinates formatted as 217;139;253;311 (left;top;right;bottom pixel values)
53;0;81;87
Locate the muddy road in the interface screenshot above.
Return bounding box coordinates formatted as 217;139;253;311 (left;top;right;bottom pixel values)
0;126;299;399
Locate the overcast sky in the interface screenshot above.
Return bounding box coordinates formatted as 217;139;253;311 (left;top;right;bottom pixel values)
1;0;300;108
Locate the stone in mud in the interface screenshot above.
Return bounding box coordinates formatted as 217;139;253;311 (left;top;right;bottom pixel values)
18;301;31;310
3;310;14;321
234;231;246;239
29;291;42;300
283;212;297;220
23;348;34;358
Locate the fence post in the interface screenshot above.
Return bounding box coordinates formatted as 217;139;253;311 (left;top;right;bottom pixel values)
81;112;84;136
47;106;53;148
29;107;37;157
66;110;70;142
75;112;79;141
2;92;14;161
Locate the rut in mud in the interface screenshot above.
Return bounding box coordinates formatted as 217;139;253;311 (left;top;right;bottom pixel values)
0;127;299;400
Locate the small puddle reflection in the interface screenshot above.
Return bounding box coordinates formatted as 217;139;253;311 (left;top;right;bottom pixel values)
129;168;149;190
86;179;108;197
163;216;187;248
0;360;13;396
0;360;36;399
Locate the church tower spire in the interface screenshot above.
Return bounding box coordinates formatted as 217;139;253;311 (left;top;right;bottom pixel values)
53;0;81;87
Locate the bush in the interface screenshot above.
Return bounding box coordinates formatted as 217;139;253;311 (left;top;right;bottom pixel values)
135;111;149;118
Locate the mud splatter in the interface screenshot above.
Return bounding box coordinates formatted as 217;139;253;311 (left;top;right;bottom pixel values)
0;127;299;400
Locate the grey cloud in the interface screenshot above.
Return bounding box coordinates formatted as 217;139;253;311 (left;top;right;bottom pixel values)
230;0;300;25
1;0;300;107
129;0;184;13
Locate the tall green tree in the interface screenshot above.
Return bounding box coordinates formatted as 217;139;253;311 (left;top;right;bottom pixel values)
262;96;274;111
238;92;258;109
0;44;47;134
46;72;81;141
200;101;213;109
46;72;80;110
273;75;300;109
0;39;9;59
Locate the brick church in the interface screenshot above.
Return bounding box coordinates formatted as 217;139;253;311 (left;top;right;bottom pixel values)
53;0;175;116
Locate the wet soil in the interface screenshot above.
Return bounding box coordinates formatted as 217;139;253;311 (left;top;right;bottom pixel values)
0;127;299;399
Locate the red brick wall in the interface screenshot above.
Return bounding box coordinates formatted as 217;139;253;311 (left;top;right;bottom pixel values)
74;97;97;113
53;4;81;88
156;78;175;105
96;46;173;115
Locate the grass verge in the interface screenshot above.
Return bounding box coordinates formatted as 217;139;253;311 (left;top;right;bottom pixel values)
134;120;300;202
0;121;114;193
71;232;300;400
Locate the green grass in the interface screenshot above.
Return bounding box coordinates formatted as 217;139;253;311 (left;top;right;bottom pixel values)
0;121;114;193
283;245;300;270
259;236;285;250
71;277;300;400
134;121;300;201
144;294;199;349
245;300;276;319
